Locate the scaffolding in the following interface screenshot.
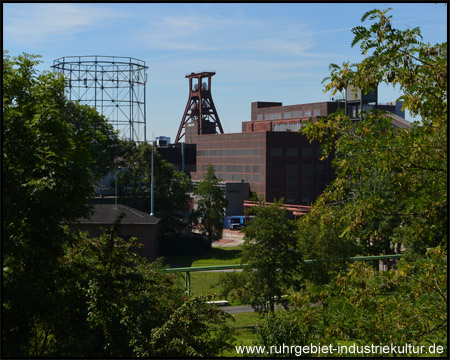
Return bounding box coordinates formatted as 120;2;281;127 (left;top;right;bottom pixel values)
52;55;148;142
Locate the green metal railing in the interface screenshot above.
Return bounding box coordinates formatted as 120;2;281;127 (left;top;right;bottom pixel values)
165;254;403;295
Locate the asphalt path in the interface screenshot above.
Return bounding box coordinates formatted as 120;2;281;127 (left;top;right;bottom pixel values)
221;305;254;314
219;303;289;314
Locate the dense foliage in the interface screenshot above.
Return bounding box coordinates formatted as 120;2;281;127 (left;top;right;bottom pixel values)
193;164;227;246
3;51;119;356
240;7;447;355
221;200;302;313
279;6;447;354
300;8;447;258
282;247;447;356
114;140;192;236
2;52;234;357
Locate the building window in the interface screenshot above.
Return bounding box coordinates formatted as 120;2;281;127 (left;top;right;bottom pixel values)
302;180;313;203
313;109;321;116
286;194;297;204
274;123;286;132
302;163;313;175
270;148;282;157
305;110;311;117
257;114;263;120
226;165;243;172
286;164;298;183
265;113;281;120
287;148;297;157
301;196;311;203
284;111;293;118
274;123;301;132
302;148;313;158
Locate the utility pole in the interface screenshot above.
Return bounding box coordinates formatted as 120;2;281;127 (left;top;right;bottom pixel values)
150;142;154;216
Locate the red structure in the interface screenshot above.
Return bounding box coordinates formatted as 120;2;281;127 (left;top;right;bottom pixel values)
243;200;311;218
174;72;224;143
160;72;411;211
187;101;341;205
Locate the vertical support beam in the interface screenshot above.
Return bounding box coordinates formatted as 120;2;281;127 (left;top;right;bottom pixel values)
150;144;154;216
181;141;185;173
185;271;191;296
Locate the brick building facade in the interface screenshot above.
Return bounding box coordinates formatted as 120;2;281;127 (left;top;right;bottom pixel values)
186;100;344;205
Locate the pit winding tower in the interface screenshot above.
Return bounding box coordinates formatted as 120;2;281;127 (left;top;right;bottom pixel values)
175;71;224;143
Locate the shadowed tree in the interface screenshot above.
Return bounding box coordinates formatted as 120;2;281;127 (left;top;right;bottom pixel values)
193;164;227;247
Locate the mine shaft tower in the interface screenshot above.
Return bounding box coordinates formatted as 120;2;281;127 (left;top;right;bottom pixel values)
175;71;224;143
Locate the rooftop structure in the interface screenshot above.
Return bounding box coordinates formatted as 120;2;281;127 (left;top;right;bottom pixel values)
71;204;160;260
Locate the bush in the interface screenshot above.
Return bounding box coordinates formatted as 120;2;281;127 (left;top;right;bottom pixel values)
254;311;318;357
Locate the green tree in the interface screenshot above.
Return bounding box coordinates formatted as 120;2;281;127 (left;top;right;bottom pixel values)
2;51;235;358
193;164;227;246
297;204;362;284
254;310;321;357
288;247;447;355
289;7;447;354
240;199;302;313
114;140;192;236
50;222;184;357
48;222;234;357
301;7;447;255
2;51;119;356
146;295;235;357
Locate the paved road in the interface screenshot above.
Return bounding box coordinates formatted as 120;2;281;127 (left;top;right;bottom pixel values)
219;303;289;314
221;305;254;314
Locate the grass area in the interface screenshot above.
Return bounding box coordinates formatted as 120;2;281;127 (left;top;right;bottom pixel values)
163;246;244;302
171;269;244;305
222;311;261;357
162;246;243;268
189;272;224;297
165;246;260;356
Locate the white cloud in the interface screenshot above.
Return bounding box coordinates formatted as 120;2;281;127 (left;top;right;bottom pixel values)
136;10;345;61
3;3;125;46
135;14;241;52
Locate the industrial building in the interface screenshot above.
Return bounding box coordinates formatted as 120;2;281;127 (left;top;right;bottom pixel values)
186;100;341;205
156;71;410;215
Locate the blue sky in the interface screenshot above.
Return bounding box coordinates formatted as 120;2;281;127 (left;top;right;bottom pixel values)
3;3;447;141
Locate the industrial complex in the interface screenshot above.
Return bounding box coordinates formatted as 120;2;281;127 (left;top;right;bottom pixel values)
156;71;410;215
53;58;411;257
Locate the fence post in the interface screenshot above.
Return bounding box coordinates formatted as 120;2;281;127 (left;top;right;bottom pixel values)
185;271;191;296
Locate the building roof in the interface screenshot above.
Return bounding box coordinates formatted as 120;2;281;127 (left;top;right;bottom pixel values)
384;113;412;129
76;204;160;225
